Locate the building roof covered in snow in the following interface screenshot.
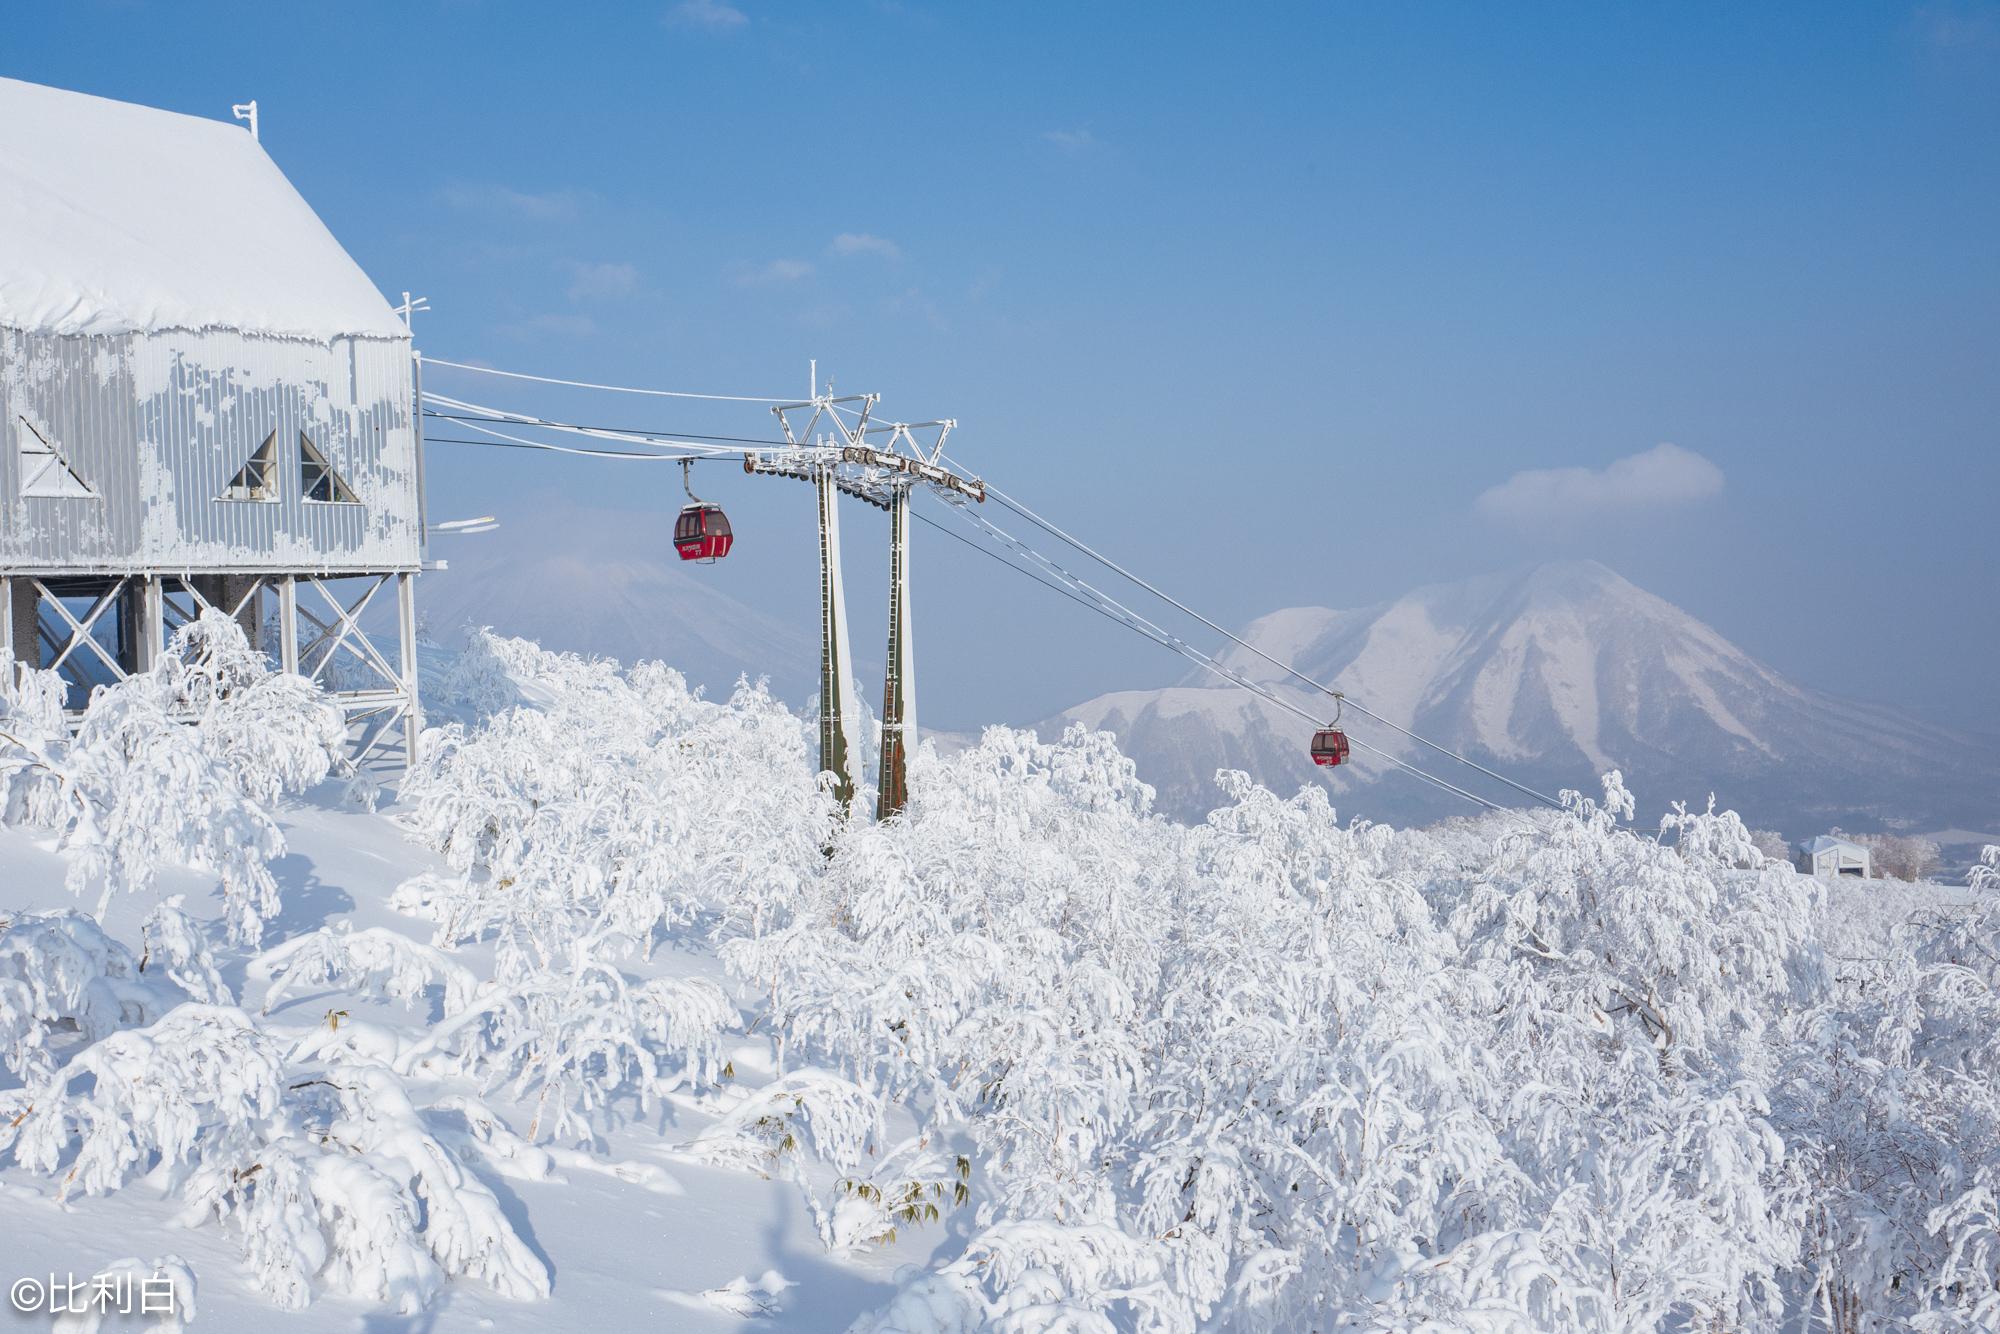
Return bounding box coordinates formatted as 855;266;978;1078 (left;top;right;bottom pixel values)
0;77;405;342
1803;835;1868;856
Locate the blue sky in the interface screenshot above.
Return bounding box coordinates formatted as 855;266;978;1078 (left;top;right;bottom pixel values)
6;2;1997;730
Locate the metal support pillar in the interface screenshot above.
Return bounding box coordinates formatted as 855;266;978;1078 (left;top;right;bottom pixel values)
877;482;916;820
0;575;11;685
816;462;858;814
397;571;422;767
115;578;143;676
220;575;264;651
13;579;38;678
277;576;299;675
137;576;163;672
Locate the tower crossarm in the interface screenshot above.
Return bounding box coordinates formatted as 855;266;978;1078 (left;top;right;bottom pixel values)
745;371;978;827
838;446;984;502
743;445;983;507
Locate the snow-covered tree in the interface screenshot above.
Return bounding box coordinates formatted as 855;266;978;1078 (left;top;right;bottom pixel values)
0;612;344;943
0;999;549;1313
9;623;2000;1329
1750;827;1793;863
252;923;478;1021
1846;831;1945;882
2;1003;286;1201
0;909;167;1080
401;637;830;969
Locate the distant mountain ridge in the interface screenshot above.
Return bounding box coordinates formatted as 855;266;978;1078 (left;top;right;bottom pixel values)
1049;560;1997;832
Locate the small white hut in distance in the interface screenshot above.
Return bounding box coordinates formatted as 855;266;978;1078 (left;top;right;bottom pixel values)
0;77;425;763
1799;835;1872;881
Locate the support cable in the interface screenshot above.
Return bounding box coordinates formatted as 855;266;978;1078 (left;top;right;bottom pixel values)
423;356;791;404
950;466;1567;811
424;435;703;461
426;410;756;461
908;508;1177;640
424;411;791;449
423;392;752;457
932;497;1514;815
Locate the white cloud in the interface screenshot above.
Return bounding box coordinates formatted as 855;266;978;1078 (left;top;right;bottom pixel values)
734;257;815;285
829;232;902;260
437;182;587;223
1043;128;1099;153
564;260;640;302
668;0;747;30
1475;443;1724;525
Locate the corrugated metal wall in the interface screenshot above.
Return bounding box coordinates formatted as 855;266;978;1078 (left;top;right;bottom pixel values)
0;325;422;573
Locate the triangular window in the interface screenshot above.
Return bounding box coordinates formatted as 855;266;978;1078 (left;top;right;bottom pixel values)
17;416;96;498
299;432;358;503
220;430;279;501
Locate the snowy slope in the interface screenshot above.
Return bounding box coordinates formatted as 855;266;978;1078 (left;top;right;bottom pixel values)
1054;560;1999;830
6;615;2000;1331
0;793;899;1332
0;77;404;340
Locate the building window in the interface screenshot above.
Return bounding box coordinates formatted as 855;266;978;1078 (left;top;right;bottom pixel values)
16;416;96;498
220;430;280;501
299;431;358;504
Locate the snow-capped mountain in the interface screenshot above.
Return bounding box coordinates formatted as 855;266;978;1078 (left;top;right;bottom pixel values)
1050;560;1998;831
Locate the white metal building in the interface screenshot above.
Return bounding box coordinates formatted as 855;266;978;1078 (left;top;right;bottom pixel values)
0;76;425;762
1800;835;1872;880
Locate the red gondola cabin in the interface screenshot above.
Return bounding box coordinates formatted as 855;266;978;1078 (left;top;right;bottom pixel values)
673;504;733;562
1310;729;1350;767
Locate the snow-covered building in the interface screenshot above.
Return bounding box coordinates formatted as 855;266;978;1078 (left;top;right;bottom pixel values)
0;77;424;761
1799;834;1871;880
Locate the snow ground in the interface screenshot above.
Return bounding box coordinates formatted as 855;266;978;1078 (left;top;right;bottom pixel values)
5;622;1997;1330
5;782;1982;1331
0;790;915;1331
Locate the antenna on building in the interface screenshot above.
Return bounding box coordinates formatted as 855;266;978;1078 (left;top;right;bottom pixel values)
231;100;259;141
396;293;431;332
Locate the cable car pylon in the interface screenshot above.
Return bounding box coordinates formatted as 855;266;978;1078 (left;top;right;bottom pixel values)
746;366;983;822
814;455;861;814
877;478;915;819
